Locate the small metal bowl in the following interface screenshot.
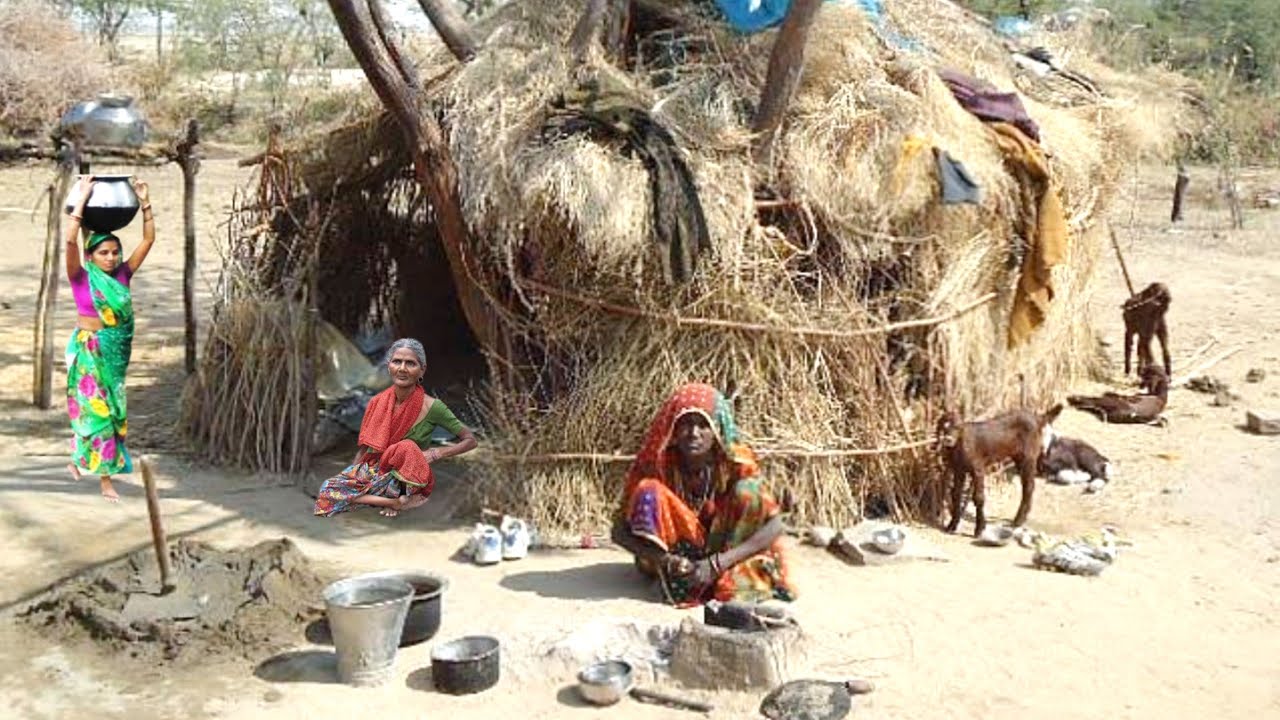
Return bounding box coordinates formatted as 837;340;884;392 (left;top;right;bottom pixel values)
870;527;906;555
576;660;634;706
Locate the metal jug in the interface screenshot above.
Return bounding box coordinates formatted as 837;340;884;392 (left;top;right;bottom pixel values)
64;175;140;233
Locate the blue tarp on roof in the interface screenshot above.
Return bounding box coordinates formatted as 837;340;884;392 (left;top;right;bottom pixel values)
715;0;883;34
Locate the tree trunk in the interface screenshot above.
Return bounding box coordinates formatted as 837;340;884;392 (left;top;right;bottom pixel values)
33;148;76;408
327;0;496;354
414;0;479;62
177;119;201;374
752;0;823;162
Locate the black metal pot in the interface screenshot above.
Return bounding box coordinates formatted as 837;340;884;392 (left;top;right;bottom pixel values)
64;174;139;233
352;570;448;647
431;635;500;695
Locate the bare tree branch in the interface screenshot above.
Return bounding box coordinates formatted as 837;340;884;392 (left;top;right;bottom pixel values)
368;0;421;90
415;0;479;62
752;0;823;161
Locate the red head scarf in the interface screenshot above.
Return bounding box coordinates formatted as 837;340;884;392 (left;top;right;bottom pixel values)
623;383;757;502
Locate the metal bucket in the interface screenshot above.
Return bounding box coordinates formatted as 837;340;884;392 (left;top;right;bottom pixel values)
349;570;448;647
322;576;414;686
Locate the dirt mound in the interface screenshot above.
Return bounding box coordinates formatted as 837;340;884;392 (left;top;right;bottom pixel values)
19;538;330;665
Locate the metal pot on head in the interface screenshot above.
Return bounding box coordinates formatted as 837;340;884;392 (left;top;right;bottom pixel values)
64;175;139;234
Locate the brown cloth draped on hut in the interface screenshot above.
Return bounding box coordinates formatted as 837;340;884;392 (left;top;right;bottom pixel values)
988;122;1069;347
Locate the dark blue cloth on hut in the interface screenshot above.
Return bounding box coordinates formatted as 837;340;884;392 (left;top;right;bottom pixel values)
937;68;1041;142
935;148;981;205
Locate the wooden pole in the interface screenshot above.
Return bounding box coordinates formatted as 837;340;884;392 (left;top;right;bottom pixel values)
569;0;610;62
33;146;76;408
140;457;174;593
1108;227;1137;297
177;120;201;374
1170;162;1189;223
752;0;823;161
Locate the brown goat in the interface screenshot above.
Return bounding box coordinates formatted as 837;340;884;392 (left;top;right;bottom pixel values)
1122;282;1172;378
936;403;1064;537
1068;365;1169;424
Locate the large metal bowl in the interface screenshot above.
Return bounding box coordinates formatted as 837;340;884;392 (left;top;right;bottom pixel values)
576;660;634;706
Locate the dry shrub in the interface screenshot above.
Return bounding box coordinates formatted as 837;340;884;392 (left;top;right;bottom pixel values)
0;1;119;138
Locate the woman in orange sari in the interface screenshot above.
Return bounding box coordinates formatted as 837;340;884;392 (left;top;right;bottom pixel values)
313;338;477;518
611;383;795;607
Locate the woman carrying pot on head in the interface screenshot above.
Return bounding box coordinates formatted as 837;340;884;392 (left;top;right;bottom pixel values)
313;338;478;518
64;175;155;502
611;382;796;607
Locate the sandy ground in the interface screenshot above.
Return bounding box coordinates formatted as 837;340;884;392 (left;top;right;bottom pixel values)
0;159;1277;719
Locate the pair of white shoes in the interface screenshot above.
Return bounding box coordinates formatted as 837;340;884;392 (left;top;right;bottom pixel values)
467;516;530;565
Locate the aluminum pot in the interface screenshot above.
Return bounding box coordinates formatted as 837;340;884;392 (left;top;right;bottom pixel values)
64;175;139;234
431;635;500;695
60;94;147;148
348;570;448;646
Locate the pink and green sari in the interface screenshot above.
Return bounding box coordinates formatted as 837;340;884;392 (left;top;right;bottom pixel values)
66;263;134;476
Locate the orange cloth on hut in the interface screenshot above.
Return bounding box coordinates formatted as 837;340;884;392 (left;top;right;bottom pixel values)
988;121;1069;348
357;385;434;490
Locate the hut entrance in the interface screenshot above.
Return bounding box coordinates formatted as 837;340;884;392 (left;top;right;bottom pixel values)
393;230;487;397
314;219;487;404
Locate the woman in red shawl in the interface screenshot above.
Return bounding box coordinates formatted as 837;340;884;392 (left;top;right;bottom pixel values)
611;383;795;606
313;338;477;517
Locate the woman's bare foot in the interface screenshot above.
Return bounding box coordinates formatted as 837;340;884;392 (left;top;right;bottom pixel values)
67;463;82;481
401;493;429;511
380;496;406;517
100;476;119;503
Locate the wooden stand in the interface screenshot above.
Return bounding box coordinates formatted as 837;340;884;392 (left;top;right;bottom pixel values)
140;457;175;593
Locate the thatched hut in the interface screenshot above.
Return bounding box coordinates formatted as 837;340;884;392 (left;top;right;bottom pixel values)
182;0;1185;533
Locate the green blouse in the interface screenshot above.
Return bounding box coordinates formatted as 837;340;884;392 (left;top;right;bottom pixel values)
401;398;466;449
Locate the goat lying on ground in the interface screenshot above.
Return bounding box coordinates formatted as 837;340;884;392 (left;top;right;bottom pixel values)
1122;282;1172;378
1068;366;1169;425
936;403;1064;537
1040;432;1111;492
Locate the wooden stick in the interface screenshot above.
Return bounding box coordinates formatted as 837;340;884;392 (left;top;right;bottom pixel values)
33;154;75;409
139;457;175;593
630;686;713;713
178;119;201;375
1171;346;1243;388
491;438;935;464
520;279;997;341
1109;226;1137;297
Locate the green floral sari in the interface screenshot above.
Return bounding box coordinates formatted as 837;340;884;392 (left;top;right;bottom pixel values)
66;263;134;475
